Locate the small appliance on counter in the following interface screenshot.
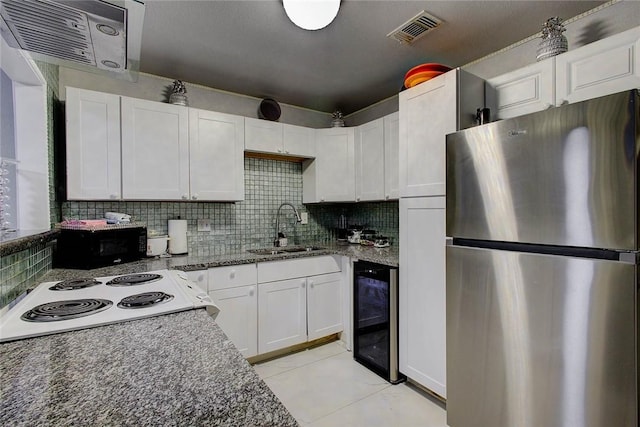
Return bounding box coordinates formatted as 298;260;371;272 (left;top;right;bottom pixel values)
55;223;147;269
0;269;219;343
168;219;188;255
146;232;170;257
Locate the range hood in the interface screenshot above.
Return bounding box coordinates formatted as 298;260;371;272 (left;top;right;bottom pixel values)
0;0;144;80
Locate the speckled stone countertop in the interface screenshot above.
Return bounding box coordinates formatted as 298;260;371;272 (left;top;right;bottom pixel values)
44;242;398;280
0;309;299;426
0;229;59;257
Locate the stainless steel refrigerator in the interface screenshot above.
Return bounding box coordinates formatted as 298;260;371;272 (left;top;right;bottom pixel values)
445;90;639;427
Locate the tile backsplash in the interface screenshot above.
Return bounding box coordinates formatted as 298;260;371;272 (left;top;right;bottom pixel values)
0;243;53;308
61;157;399;256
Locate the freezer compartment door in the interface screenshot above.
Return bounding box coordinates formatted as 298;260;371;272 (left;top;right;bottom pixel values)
446;90;638;250
446;245;637;427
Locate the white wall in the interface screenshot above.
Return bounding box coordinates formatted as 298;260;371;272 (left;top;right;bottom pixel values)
59;68;332;128
346;0;640;126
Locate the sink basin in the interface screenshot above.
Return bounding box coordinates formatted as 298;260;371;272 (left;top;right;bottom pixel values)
247;246;325;256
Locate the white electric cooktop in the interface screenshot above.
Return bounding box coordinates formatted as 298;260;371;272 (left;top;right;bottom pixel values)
0;269;218;343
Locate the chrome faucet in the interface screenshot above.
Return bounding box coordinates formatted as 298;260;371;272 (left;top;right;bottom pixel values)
274;202;302;247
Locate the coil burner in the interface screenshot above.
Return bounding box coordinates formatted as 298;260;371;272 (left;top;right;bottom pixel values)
106;273;163;287
49;278;102;291
21;299;113;322
117;292;174;309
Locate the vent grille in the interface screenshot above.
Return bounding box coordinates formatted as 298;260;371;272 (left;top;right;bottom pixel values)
387;10;442;45
1;0;96;65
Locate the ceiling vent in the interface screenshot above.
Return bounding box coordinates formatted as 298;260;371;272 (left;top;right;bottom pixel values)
0;0;145;80
387;10;442;45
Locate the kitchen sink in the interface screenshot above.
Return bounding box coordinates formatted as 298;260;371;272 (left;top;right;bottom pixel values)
247;246;325;256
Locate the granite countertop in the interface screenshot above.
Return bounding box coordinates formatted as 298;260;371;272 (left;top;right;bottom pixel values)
0;309;299;426
44;242;398;280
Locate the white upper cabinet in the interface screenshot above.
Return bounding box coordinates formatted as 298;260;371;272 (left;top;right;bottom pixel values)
245;118;315;158
121;97;190;200
189;109;245;201
486;59;555;120
556;26;640;105
244;117;282;153
383;112;399;200
399;69;483;197
303;127;355;203
355;117;385;202
67;89;244;202
66;87;122;200
487;26;640;120
283;123;315;157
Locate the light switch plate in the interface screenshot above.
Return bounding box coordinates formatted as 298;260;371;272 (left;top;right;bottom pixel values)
197;219;211;232
300;212;308;224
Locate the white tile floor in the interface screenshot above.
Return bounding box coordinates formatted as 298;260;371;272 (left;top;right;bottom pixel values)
253;341;448;427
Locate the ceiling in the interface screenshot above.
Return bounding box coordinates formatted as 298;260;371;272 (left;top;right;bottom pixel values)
139;1;605;114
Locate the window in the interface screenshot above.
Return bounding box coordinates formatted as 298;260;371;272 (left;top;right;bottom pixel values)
0;70;17;232
0;38;50;240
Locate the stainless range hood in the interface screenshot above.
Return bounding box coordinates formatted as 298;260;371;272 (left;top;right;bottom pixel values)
0;0;144;80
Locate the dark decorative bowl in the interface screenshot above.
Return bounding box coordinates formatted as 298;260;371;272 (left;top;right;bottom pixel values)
258;98;281;121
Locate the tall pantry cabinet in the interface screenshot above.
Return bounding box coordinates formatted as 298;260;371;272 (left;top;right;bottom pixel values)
398;69;484;398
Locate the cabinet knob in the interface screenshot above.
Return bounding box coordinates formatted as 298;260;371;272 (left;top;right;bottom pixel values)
182;194;189;200
544;103;554;109
320;197;325;202
559;99;569;106
249;288;255;296
110;194;119;200
301;281;306;288
277;148;282;153
385;194;390;200
230;270;236;279
309;280;314;288
356;197;361;202
285;150;289;154
192;194;198;200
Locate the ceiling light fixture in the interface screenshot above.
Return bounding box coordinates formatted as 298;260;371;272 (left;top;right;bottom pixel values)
283;0;340;31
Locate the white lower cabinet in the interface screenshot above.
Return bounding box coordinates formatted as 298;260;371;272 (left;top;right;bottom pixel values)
203;257;343;358
306;272;343;341
212;285;258;357
258;277;308;354
207;264;258;358
399;196;446;398
257;256;343;354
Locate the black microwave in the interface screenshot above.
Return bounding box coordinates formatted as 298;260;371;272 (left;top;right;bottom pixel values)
55;226;147;269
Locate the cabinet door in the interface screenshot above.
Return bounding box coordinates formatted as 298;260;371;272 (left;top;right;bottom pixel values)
211;285;258;358
556;27;640;105
185;270;208;292
383;112;399;200
399;196;446;398
244;117;282;154
121;97;189;200
258;278;307;353
283;123;315;157
486;59;555;119
190;109;244;201
307;272;343;341
399;71;457;197
66;87;121;200
313;127;355;202
355;118;385;202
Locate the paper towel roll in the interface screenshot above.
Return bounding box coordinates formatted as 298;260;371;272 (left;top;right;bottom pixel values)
168;219;188;254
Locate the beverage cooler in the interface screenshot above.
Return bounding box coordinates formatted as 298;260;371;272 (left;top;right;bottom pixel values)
353;261;404;384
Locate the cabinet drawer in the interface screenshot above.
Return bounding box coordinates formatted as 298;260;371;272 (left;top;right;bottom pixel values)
257;255;341;283
209;264;257;290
